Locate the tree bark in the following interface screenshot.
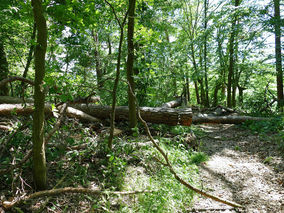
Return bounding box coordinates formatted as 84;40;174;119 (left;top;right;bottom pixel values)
31;0;48;191
127;0;137;129
273;0;283;111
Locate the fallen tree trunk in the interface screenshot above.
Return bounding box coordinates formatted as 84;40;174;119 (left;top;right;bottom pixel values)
161;97;183;108
0;96;34;104
72;104;193;126
0;103;268;125
192;114;269;124
0;104;100;123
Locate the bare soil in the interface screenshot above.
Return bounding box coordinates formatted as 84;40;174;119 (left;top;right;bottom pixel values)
191;124;284;213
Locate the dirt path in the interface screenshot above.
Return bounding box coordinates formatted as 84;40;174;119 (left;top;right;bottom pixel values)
192;124;284;213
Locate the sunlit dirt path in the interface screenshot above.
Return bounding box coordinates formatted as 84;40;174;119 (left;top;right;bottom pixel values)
191;124;284;213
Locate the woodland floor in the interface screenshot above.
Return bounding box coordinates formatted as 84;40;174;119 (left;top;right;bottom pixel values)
192;124;284;213
0;118;284;212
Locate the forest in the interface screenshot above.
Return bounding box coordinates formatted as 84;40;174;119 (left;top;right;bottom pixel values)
0;0;283;212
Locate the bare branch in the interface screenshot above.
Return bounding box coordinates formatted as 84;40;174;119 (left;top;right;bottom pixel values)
2;188;154;209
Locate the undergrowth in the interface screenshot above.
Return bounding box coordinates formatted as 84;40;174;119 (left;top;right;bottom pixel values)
0;118;207;212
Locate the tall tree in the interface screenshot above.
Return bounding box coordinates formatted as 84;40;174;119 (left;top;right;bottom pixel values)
227;0;241;108
127;0;137;128
203;0;209;107
31;0;48;190
273;0;283;111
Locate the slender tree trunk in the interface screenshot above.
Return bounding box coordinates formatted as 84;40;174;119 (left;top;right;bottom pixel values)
274;0;283;111
127;0;137;129
203;0;209;107
238;85;245;104
31;0;48;190
21;22;36;97
0;40;9;96
23;23;36;80
227;0;240;108
106;0;129;149
92;30;103;90
186;76;191;102
213;83;220;107
194;80;200;104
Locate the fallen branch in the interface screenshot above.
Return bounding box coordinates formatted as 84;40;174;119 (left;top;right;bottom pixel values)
0;104;101;123
161;97;183;108
0;96;33;104
127;82;243;208
2;188;154;209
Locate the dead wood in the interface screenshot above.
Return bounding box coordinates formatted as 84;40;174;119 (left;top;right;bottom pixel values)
2;188;154;209
161;97;183;108
192;114;269;124
0;104;101;123
0;96;33;104
0;125;10;131
73;104;192;126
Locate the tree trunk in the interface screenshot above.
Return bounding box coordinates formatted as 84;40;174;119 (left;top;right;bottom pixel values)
92;30;103;90
194;80;200;104
72;104;192;126
274;0;283;111
0;40;9;96
126;0;137;129
227;0;240;108
186;76;191;102
213;83;220;107
21;22;36;97
203;0;209;107
106;0;129;149
31;0;48;191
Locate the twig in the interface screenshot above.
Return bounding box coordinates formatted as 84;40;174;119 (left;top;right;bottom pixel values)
2;188;154;209
126;81;243;208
